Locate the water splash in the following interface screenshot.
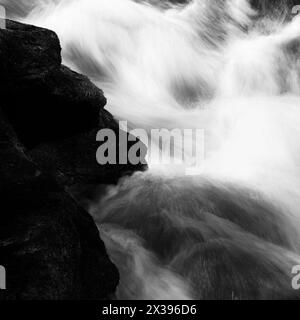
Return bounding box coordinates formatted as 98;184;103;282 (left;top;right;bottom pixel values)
8;0;300;299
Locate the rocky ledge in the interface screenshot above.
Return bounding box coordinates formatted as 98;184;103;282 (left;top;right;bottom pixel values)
0;19;145;299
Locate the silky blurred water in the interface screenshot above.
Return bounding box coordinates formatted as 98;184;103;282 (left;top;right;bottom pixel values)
7;0;300;299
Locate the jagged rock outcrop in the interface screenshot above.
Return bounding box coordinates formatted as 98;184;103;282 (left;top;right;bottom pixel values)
0;19;145;299
0;20;145;185
0;113;119;299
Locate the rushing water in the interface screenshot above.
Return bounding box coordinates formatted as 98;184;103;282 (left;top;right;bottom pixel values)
6;0;300;299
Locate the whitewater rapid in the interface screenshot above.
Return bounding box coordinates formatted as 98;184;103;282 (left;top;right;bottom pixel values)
7;0;300;299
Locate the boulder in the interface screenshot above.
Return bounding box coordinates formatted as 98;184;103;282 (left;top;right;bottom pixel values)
0;19;146;185
0;109;119;299
0;20;103;148
0;19;145;299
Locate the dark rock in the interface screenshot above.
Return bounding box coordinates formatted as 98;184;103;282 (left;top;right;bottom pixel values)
0;109;119;299
1;64;106;149
30;127;146;188
0;20;105;148
0;19;61;80
0;19;145;185
29;105;147;188
0;19;145;300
